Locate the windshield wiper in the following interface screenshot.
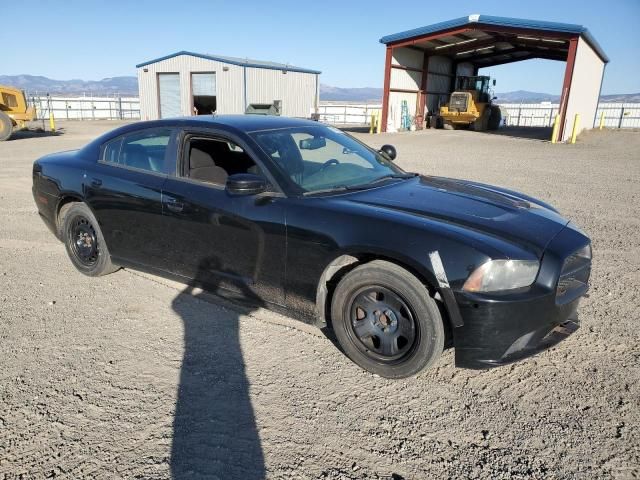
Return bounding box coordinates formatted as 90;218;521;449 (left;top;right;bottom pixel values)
303;173;418;196
365;172;418;185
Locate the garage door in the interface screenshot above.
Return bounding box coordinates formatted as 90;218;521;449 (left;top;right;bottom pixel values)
158;73;181;118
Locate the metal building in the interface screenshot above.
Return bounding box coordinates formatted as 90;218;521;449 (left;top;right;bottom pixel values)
379;15;609;141
136;51;321;120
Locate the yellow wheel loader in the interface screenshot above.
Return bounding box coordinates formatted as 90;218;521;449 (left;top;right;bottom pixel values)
0;85;36;141
439;76;501;131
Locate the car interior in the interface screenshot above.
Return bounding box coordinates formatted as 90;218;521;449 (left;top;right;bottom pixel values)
186;138;260;185
120;143;166;172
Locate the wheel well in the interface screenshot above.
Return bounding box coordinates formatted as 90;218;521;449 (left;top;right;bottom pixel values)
55;196;83;237
316;253;441;329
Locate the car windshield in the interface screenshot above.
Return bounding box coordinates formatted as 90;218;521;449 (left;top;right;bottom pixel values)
251;125;408;194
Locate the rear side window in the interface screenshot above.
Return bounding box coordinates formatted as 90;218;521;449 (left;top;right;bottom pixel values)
101;129;172;173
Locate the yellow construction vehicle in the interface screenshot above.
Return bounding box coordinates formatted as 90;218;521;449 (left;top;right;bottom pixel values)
439;75;501;131
0;85;36;141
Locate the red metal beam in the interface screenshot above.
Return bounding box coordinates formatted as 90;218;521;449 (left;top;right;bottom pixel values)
381;46;393;132
386;27;472;48
557;37;579;141
418;52;429;125
390;88;421;94
391;64;423;73
475;25;575;41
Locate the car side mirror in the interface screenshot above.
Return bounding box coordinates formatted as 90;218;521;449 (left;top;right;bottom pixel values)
225;173;267;196
379;144;397;161
493;79;496;86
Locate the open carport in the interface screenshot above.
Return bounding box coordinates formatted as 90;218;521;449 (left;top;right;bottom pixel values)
379;14;609;141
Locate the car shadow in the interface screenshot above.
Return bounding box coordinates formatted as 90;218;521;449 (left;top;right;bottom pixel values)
8;128;64;140
170;258;265;479
480;126;553;141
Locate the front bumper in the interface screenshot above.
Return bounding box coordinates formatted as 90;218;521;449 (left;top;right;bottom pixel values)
451;223;590;369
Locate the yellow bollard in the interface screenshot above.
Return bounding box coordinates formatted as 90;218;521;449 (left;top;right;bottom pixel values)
375;110;382;134
550;114;560;144
570;114;580;144
599;111;605;130
370;113;375;134
49;112;56;132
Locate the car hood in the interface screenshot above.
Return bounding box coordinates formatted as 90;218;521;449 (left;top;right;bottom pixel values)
346;175;569;257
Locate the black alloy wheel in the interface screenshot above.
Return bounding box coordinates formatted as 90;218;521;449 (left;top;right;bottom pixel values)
68;215;99;266
331;260;445;378
61;202;118;277
348;286;417;362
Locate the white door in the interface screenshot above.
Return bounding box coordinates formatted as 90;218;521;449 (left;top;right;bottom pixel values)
158;73;181;118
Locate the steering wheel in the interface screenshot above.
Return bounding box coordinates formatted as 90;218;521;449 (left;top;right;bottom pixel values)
321;159;340;170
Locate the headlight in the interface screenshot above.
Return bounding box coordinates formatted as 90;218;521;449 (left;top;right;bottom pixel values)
463;259;539;293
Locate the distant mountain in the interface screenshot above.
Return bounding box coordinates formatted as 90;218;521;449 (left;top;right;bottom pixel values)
0;74;138;96
494;90;560;103
600;92;640;102
1;75;638;103
320;84;382;102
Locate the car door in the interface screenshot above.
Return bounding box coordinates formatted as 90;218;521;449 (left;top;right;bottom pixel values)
84;127;177;269
160;130;287;306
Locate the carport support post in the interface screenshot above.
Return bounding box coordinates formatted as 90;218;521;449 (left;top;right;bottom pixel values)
557;37;579;141
418;52;429;129
381;46;393;133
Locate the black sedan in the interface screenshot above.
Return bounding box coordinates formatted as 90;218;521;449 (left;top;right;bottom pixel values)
32;115;591;378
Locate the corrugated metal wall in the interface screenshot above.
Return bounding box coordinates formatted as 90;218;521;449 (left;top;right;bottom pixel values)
392;48;423;69
137;54;317;120
245;68;318;117
563;38;605;141
426;56;453;114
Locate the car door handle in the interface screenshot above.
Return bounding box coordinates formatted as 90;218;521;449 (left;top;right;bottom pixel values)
164;196;184;213
91;178;102;187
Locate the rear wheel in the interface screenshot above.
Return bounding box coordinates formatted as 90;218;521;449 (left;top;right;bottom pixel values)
62;203;119;276
470;110;490;131
0;112;13;141
330;260;444;378
488;105;502;130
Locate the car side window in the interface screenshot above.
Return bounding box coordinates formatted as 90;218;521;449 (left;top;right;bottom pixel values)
184;137;263;186
101;129;172;173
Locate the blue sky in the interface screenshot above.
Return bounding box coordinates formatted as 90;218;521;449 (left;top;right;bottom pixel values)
2;0;639;94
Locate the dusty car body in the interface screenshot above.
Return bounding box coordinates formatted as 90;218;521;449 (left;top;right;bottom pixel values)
32;115;591;377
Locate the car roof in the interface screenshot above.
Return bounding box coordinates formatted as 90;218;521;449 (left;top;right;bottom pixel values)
140;115;322;133
81;115;327;155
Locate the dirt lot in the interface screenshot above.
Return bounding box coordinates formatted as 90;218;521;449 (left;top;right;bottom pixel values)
1;122;638;479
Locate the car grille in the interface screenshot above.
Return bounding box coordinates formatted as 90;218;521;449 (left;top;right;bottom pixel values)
449;93;468;112
556;246;591;304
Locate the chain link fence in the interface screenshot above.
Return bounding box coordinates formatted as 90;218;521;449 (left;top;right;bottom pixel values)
498;103;640;129
26;96;640;129
317;101;639;129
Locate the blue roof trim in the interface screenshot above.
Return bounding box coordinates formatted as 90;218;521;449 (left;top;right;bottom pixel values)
379;14;608;63
136;51;322;74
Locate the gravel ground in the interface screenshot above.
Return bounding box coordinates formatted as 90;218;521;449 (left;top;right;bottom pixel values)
0;122;638;479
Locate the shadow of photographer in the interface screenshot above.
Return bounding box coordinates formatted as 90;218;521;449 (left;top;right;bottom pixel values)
170;257;265;479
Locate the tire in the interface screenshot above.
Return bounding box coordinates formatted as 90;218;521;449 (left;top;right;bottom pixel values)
470;109;490;131
61;203;119;276
0;112;13;141
330;260;444;378
488;105;502;130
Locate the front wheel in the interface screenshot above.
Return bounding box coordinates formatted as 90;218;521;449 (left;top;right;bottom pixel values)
0;112;13;141
330;260;444;378
62;203;119;276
